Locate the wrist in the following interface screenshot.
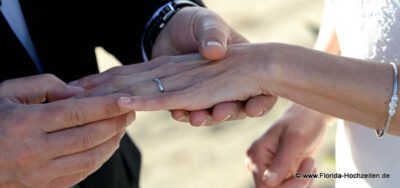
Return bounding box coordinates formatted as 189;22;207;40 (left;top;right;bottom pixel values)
288;104;336;126
255;43;289;96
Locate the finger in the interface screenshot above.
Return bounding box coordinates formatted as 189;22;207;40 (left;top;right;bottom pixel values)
0;74;84;104
46;112;134;157
194;10;230;60
188;110;212;126
40;94;136;132
69;56;172;89
171;110;190;122
126;79;232;111
262;134;305;187
125;90;196;111
248;155;268;188
71;54;206;91
76;55;207;98
246;139;276;188
278;158;315;188
48;132;124;179
245;95;278;117
212;101;245;121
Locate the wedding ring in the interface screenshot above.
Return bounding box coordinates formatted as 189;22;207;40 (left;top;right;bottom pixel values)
153;78;165;93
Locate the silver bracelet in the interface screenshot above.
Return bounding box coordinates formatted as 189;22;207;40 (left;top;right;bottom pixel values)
376;62;399;138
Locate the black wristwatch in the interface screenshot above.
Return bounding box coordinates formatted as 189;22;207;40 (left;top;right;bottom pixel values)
141;0;200;61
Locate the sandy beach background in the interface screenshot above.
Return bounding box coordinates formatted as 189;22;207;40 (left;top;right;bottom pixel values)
95;0;336;187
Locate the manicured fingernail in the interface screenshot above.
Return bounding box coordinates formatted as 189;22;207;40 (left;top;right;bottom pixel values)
199;119;208;126
120;96;132;104
206;40;223;48
177;111;189;121
245;159;259;173
256;109;267;117
177;116;186;121
222;114;232;121
263;170;279;185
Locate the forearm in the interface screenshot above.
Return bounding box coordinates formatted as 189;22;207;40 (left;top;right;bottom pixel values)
263;43;398;135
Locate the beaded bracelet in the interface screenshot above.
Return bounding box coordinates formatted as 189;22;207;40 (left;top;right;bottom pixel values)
376;62;399;138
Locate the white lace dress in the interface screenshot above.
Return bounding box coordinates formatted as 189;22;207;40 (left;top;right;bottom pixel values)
327;0;400;187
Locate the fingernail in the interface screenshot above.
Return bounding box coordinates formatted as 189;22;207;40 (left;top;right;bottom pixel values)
206;40;223;48
199;119;208;126
263;170;279;185
256;109;266;117
119;97;133;108
177;116;186;121
177;111;189;121
222;114;232;121
69;80;79;86
68;85;85;92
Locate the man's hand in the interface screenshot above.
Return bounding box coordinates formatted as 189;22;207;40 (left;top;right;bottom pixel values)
152;7;247;60
153;7;273;126
0;75;135;187
246;105;332;188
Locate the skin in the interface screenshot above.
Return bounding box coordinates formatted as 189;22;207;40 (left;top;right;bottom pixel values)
0;74;136;188
71;7;274;126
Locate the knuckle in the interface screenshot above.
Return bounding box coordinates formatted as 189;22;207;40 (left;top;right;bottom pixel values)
41;73;58;81
40;74;62;85
101;97;123;117
78;132;96;149
246;148;256;158
288;129;308;139
109;76;126;89
108;66;123;76
126;84;139;95
246;140;264;157
115;115;128;133
77;77;94;88
67;108;85;126
82;153;98;170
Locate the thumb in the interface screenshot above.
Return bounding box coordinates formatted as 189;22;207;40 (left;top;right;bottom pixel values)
0;74;84;104
194;10;230;60
262;134;304;187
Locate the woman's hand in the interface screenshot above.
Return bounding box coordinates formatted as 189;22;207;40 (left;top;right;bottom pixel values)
96;43;277;112
73;43;278;118
246;105;332;188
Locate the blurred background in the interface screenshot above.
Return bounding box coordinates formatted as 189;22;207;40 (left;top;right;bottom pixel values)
96;0;336;187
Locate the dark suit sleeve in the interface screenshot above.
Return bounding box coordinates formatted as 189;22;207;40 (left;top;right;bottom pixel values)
92;0;204;65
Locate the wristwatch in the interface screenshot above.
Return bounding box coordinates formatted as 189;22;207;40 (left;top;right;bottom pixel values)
141;0;200;61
